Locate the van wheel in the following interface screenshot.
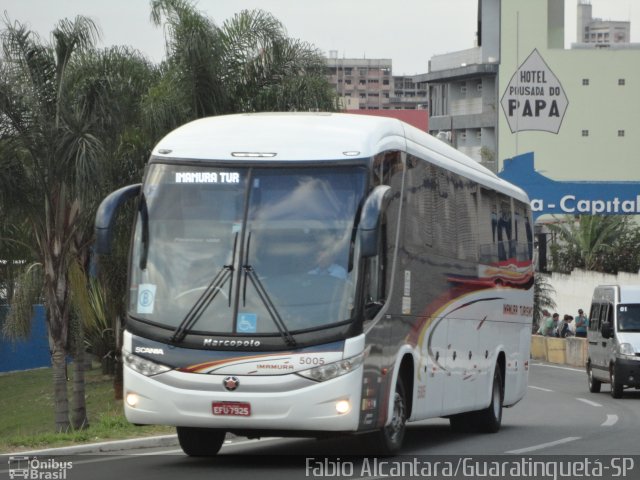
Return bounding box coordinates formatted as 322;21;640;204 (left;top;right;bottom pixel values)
366;377;407;454
472;365;503;433
610;365;624;399
587;361;601;393
177;427;226;456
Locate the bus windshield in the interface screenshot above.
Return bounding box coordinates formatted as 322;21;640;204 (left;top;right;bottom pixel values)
129;163;368;337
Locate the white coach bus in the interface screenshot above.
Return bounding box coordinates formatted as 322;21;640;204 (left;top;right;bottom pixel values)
95;113;534;456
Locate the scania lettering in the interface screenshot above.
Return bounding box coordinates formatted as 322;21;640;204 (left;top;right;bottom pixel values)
95;113;534;456
134;347;164;355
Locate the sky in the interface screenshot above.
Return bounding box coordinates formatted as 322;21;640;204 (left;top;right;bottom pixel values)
2;0;638;76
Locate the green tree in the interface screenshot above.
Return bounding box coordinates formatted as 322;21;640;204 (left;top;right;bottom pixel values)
0;15;102;432
0;17;155;430
144;0;336;138
533;273;556;333
548;215;627;273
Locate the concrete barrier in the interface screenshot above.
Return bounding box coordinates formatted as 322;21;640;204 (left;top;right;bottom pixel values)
530;335;587;368
530;335;547;361
546;337;566;364
564;337;587;367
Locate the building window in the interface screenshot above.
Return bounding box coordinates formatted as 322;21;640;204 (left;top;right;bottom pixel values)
582;130;589;137
582;78;589;86
618;130;625;137
477;82;483;92
460;85;467;95
618;79;626;86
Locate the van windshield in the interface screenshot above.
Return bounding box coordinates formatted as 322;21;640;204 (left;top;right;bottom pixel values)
617;304;640;332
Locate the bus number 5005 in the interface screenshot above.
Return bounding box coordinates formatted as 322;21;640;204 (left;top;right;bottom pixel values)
299;356;325;366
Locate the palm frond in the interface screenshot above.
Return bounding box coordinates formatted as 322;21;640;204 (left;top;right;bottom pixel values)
2;262;43;340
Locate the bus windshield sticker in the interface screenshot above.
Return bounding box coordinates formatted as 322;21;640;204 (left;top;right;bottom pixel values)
175;172;240;184
237;313;258;333
137;284;157;314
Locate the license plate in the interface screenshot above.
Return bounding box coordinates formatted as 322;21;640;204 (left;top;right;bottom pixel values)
212;401;251;417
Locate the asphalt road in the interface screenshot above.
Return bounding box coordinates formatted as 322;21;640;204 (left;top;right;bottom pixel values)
3;362;639;480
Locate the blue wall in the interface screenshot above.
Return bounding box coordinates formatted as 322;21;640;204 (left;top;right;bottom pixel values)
499;152;640;221
0;305;51;373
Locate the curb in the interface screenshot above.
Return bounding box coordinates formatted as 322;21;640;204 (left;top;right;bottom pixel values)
11;434;179;456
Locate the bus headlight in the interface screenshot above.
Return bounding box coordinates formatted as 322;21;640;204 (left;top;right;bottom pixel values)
123;351;171;376
618;343;637;357
297;352;364;382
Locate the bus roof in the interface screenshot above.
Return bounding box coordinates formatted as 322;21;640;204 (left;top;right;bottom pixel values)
152;112;529;203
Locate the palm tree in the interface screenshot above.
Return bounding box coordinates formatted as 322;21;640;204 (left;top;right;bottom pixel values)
533;273;556;334
0;16;154;431
0;15;103;432
144;0;336;136
547;215;627;272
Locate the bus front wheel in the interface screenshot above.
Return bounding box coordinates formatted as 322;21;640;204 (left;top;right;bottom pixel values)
365;377;407;455
177;427;226;456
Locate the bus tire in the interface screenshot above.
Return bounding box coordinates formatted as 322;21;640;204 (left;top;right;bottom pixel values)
177;427;226;457
366;377;407;455
587;361;601;393
472;365;503;433
610;364;624;399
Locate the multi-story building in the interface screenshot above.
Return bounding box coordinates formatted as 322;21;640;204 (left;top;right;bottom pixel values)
576;0;630;46
325;52;427;111
326;54;393;110
414;0;501;169
498;0;640;182
416;0;639;177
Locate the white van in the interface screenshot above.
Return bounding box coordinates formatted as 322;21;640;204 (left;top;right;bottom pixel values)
586;285;640;398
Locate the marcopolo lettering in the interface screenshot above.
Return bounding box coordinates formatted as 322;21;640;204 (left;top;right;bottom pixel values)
203;338;262;348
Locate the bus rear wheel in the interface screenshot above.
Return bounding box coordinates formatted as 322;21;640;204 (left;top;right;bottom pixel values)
177;427;226;457
472;365;503;433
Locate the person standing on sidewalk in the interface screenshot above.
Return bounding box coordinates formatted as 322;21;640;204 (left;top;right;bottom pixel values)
575;309;589;338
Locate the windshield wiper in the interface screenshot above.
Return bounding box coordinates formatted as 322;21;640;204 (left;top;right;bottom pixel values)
242;232;296;347
170;233;238;344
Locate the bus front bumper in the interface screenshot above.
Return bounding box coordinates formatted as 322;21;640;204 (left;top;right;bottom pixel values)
123;365;363;432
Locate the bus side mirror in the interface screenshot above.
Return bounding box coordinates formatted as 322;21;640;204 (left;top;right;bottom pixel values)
359;185;392;258
95;184;141;255
601;322;613;339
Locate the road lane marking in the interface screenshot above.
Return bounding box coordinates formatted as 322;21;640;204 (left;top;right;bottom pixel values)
531;363;584;373
505;436;581;454
528;385;553;392
601;414;619;427
576;397;602;407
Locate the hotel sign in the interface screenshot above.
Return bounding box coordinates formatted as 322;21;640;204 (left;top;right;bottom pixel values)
501;49;568;134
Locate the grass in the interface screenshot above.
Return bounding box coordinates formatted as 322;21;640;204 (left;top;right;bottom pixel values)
0;363;172;453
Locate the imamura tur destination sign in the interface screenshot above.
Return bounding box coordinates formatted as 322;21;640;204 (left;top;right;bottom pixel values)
501;49;568;134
